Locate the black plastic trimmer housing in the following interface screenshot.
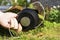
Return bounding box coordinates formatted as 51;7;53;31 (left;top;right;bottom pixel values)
17;8;39;31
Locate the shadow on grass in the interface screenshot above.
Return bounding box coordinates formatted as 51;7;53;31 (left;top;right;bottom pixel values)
0;25;11;37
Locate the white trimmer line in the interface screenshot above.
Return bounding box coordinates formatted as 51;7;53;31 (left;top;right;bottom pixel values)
31;1;45;28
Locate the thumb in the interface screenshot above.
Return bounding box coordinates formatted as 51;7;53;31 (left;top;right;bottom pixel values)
16;23;22;33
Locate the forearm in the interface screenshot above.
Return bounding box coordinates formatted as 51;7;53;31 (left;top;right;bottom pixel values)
0;11;4;25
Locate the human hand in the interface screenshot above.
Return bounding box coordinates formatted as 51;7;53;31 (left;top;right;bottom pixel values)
0;12;22;32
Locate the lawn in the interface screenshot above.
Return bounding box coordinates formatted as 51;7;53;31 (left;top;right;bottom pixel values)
0;7;60;40
0;20;60;40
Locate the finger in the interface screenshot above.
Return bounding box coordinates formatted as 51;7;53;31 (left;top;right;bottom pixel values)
11;13;18;18
6;12;18;17
13;18;18;29
10;18;15;28
17;23;22;33
1;21;10;29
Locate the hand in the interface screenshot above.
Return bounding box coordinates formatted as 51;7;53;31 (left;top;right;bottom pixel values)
0;12;22;32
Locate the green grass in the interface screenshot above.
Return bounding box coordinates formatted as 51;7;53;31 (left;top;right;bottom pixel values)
0;21;60;40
